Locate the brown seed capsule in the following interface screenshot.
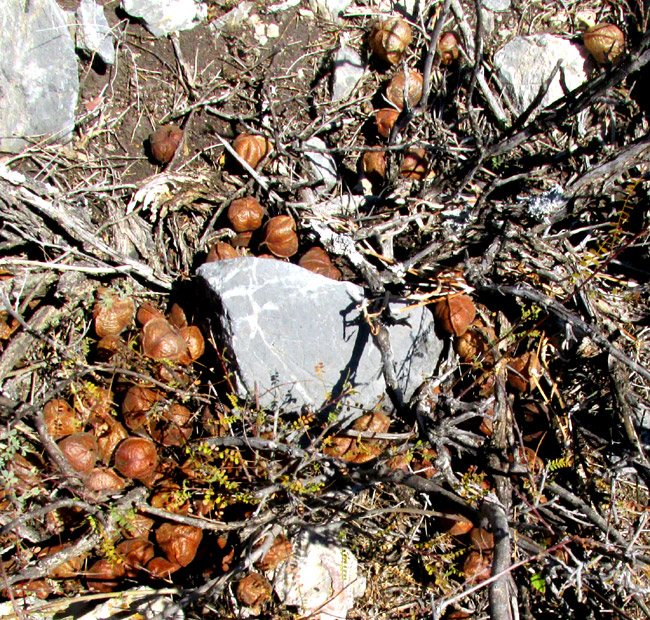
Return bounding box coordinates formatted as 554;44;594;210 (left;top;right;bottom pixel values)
255;534;292;571
206;241;239;262
228;197;265;232
362;149;387;184
385;69;423;109
263;215;299;258
439;514;474;536
122;385;164;432
233;134;273;169
146;557;181;579
168;303;188;329
179;325;205;362
437;31;460;65
93;416;128;465
156;523;203;567
375;108;400;139
463;550;491;581
583;23;624;64
400;148;428;180
116;538;155;577
85;467;126;492
469;527;494;551
232;231;254;248
506;351;541;392
114;436;158;480
40;543;85;579
141;317;190;364
236;573;272;611
93;288;135;338
353;411;390;434
150;403;193;447
44;399;81;439
298;247;342;281
434;295;476;337
58;432;99;473
150;125;183;165
122;514;155;539
137;302;165;326
86;559;125;593
369;17;412;65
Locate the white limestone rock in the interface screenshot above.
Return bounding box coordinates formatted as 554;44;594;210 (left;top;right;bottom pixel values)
493;34;592;114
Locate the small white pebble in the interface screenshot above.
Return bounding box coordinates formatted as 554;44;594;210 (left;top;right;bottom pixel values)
266;23;280;38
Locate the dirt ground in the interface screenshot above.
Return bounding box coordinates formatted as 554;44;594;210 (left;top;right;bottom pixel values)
2;0;650;619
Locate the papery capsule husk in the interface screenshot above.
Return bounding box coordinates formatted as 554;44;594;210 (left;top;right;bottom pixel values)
369;17;412;65
385;69;423;109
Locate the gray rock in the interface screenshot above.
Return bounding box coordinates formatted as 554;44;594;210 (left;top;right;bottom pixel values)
482;0;511;11
209;1;254;29
493;34;591;114
309;0;354;20
332;44;366;102
275;529;366;620
198;258;442;415
76;0;115;65
303;137;338;191
121;0;207;37
0;0;79;153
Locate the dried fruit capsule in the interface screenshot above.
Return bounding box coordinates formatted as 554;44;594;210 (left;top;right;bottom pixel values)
362;150;386;184
85;467;125;492
353;411;391;434
255;534;292;571
137;302;165;326
141;317;190;364
400;147;428;180
43;399;81;439
298;247;341;281
463;550;491;581
469;527;494;551
156;523;203;566
375;108;400;139
236;573;272;611
262;215;299;258
233;133;273;168
440;514;474;535
150;125;183;165
368;17;412;65
179;325;205;361
507;351;541;392
122;385;164;432
114;436;158;480
146;557;181;579
93;288;135;338
86;559;125;593
150;403;193;447
437;31;460;65
385;69;423;109
583;23;624;64
206;242;239;262
116;538;155;577
58;432;99;473
433;294;476;336
228;197;265;232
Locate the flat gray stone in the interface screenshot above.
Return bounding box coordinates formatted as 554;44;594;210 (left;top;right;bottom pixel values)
303;137;338;191
76;0;115;65
0;0;79;152
332;44;366;102
493;35;591;114
482;0;511;11
121;0;207;37
309;0;354;20
198;258;442;415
